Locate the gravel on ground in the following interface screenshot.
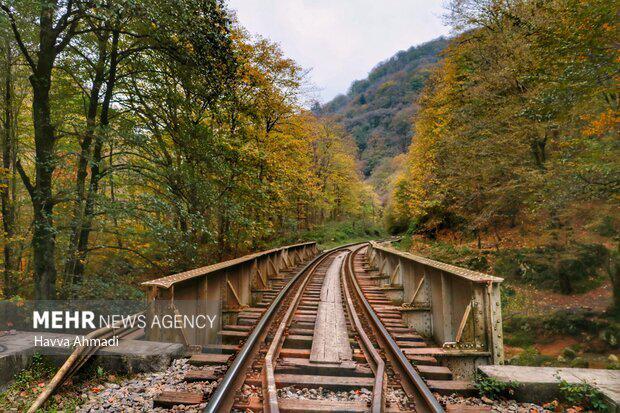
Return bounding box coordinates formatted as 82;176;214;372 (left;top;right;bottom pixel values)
436;393;553;413
77;359;222;412
276;386;372;402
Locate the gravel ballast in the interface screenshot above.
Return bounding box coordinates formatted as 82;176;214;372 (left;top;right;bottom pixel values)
436;394;553;413
77;359;221;412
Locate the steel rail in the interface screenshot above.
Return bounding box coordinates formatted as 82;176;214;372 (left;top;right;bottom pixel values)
263;249;343;413
341;244;385;413
203;242;364;413
346;245;445;413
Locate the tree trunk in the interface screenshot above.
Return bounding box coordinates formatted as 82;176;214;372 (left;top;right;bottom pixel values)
27;7;60;300
4;0;86;300
63;34;108;291
556;256;574;294
530;135;547;170
1;40;19;297
611;245;620;315
66;27;120;287
29;73;57;300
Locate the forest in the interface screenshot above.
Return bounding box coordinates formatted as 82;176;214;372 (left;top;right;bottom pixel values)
0;0;618;411
0;0;377;301
387;0;617;297
318;37;448;181
382;0;618;368
0;0;618;339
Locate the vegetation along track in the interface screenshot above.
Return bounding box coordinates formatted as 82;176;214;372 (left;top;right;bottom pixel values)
195;242;448;412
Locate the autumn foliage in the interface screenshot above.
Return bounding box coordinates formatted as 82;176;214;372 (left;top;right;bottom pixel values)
388;0;618;302
0;1;374;299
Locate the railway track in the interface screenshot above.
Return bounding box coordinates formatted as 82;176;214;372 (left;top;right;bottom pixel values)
152;253;317;409
42;242;475;412
168;242;455;412
350;248;476;399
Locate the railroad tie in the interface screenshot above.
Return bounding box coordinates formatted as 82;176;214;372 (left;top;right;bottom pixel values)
309;252;353;364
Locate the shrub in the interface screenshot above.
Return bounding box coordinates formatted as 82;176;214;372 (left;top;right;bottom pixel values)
493;243;609;294
464;254;489;271
508;347;554;366
595;215;617;237
474;375;519;399
12;353;55;389
557;378;609;412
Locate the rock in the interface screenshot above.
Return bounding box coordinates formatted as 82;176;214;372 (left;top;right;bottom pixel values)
570;356;589;368
562;347;577;360
608;354;618;363
481;396;494;404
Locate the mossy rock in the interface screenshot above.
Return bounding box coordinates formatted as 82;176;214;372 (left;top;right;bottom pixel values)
570;357;589;368
562;347;577;360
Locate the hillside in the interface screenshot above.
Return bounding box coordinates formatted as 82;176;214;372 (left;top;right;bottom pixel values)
319;37;448;182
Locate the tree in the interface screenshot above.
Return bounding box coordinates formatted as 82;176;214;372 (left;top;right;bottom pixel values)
0;26;23;297
0;0;374;301
61;0;235;293
0;0;96;300
390;0;618;300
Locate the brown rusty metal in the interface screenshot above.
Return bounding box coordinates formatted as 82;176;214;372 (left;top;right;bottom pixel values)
143;242;318;346
262;250;335;413
347;246;445;413
341;245;385;413
368;241;504;366
204;244;336;413
142;242;317;289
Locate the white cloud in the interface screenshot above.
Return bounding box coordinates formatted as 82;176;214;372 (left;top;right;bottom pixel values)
227;0;450;102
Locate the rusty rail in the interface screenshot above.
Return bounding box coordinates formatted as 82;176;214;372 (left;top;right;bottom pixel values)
203;241;365;412
262;251;339;413
341;244;385;413
346;245;445;413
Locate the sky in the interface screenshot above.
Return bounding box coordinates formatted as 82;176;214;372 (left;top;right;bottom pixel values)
227;0;451;103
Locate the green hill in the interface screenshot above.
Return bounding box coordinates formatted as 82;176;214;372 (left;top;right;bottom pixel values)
320;37;448;179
